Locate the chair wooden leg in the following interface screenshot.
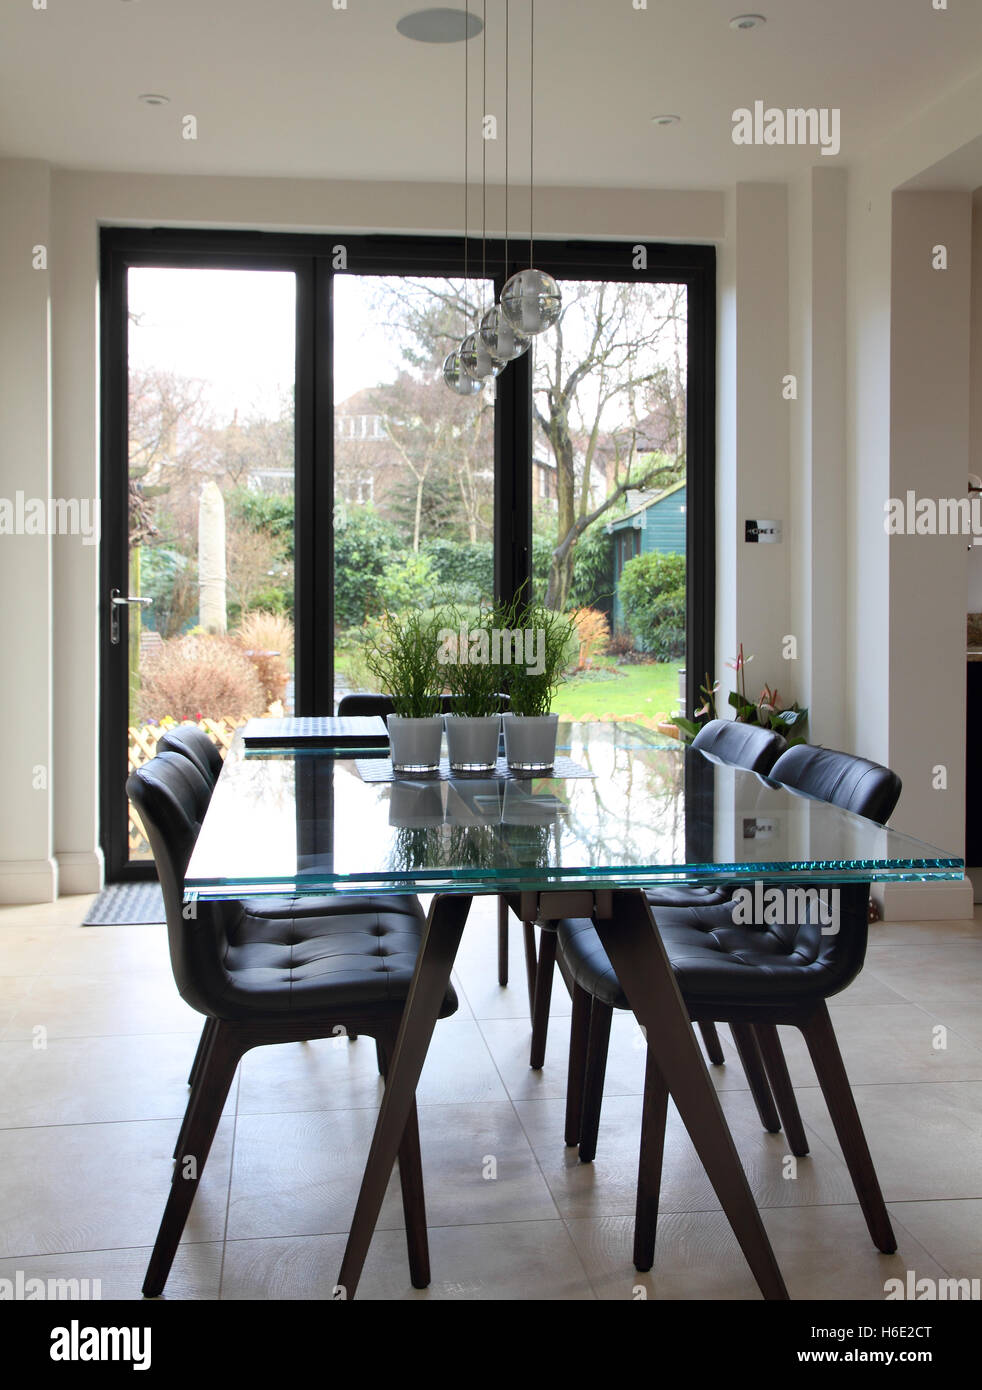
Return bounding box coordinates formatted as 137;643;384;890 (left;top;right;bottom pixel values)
801;1004;896;1253
375;1038;387;1078
730;1022;781;1133
376;1027;430;1289
564;982;592;1147
497;897;509;987
528;927;557;1070
577;998;613;1163
144;1022;242;1298
187;1016;217;1087
523;921;538;1017
698;1021;725;1066
633;1045;670;1272
755;1023;809;1157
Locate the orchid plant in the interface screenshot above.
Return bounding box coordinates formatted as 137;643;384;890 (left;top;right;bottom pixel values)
675;643;808;744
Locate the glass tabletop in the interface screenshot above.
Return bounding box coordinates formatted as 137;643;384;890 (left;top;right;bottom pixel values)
184;722;963;898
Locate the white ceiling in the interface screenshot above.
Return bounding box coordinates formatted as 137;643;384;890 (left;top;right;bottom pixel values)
3;0;982;189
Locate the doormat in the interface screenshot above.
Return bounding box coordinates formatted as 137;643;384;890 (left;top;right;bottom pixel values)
82;882;166;926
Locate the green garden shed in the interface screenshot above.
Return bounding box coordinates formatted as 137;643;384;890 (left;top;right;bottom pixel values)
606;479;687;631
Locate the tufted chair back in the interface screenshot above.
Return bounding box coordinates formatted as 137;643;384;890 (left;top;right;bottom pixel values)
157;724;224;790
126;752;234;1017
769;744;901;825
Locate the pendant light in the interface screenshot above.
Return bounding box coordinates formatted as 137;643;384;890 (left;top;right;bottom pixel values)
499;0;561;336
460;2;506;383
443;8;483;396
480;0;531;364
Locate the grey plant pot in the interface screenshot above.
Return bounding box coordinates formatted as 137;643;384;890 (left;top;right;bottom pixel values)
445;715;501;776
502;712;560;774
386;714;443;776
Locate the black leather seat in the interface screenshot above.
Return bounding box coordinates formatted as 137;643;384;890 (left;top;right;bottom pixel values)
556;744;901;1272
128;750;456;1298
526;718;788;1070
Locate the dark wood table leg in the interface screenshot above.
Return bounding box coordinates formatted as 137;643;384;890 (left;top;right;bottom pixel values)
594;890;789;1301
336;893;472;1300
497;896;509;987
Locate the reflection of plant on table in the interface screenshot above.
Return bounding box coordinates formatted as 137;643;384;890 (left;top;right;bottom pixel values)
675;643;808;744
445;824;500;870
389;825;447;873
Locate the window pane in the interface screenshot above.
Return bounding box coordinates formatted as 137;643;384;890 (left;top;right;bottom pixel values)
532;279;688;730
332;274;495;706
126;267;297;859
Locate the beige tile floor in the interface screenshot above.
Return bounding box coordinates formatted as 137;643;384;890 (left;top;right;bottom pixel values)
1;892;981;1300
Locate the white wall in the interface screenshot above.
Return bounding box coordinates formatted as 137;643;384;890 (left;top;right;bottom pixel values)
970;192;982;614
0;160;58;903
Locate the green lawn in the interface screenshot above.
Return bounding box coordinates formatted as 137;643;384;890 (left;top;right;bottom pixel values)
553;661;682;725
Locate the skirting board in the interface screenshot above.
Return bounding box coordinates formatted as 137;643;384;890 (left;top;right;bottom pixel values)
56;850;104;897
0;857;59;906
872;878;974;922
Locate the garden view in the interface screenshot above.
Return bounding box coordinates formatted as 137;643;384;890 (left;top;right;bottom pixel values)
124;268;689;853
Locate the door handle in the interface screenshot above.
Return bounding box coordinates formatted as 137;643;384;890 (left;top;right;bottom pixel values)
110;588;152;645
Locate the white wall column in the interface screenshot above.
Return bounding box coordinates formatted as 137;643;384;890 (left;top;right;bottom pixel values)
0;159;57;903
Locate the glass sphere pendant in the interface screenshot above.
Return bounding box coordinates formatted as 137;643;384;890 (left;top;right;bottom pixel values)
500;268;562;335
443;350;483;396
460;330;505;381
480;305;531;362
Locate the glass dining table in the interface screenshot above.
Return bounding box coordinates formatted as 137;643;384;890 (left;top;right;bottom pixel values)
185;721;963;1301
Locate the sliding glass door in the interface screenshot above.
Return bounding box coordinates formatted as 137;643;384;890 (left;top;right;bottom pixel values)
101;231;713;880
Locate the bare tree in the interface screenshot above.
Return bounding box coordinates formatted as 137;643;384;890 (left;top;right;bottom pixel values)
534;281;687;608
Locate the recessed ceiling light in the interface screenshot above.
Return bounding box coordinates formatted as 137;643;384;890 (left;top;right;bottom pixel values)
730;13;766;29
138;93;170;106
651;114;681;127
396;8;482;43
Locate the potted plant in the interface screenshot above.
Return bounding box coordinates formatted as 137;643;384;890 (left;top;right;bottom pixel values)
365;610;444;775
440;606;503;776
674;644;809;745
495;594;576;774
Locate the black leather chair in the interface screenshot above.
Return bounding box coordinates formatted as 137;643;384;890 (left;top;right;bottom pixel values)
557;744;901;1270
338;691;524;995
525;719;788;1071
128;751;457;1297
157;723;224;788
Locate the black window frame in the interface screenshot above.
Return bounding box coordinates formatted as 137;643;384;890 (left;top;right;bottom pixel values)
100;227;715;879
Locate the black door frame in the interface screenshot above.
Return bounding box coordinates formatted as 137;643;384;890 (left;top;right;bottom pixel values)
100;227;715;881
